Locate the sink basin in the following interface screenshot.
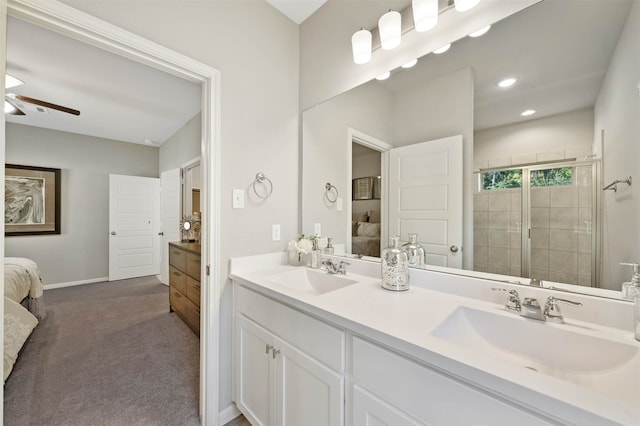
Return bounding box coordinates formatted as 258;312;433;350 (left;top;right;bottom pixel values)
265;268;358;295
432;306;639;402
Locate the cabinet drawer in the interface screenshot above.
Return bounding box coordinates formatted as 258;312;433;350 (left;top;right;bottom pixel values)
169;266;187;294
187;252;201;279
186;276;201;307
236;285;344;371
351;337;551;425
170;289;200;335
169;246;187;271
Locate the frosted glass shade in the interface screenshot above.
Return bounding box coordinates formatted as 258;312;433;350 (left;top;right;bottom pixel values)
412;0;438;32
454;0;480;12
351;29;372;64
379;10;401;50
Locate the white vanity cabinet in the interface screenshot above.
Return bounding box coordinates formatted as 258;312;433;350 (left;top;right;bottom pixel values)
349;336;554;426
235;285;345;426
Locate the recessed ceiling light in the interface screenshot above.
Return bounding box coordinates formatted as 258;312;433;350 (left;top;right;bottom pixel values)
469;25;491;38
498;77;518;88
433;43;451;54
144;139;156;145
5;74;24;89
401;59;418;69
376;72;391;81
521;109;536;117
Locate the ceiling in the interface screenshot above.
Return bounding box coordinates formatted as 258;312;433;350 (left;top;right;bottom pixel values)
5;16;201;147
265;0;327;24
377;0;633;130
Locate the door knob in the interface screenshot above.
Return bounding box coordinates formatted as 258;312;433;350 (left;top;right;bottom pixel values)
158;232;164;236
110;231;117;236
449;245;459;253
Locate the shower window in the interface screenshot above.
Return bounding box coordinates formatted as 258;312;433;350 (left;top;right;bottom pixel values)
530;167;573;187
481;169;523;190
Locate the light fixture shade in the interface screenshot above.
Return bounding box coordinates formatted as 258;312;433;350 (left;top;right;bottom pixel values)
4;100;17;114
379;10;401;50
5;74;24;89
454;0;480;12
469;25;491;38
376;71;391;81
352;29;372;64
412;0;438;32
433;43;451;54
401;59;418;69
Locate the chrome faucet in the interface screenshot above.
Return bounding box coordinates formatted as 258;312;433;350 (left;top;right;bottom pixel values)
322;258;349;275
492;288;582;323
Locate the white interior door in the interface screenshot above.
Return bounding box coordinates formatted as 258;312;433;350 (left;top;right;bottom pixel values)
388;135;463;268
160;168;181;285
109;174;161;281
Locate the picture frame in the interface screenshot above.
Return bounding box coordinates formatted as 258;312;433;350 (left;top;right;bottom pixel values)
372;176;382;200
5;164;61;236
352;177;373;200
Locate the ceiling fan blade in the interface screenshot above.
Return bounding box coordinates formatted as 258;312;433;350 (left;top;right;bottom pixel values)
4;99;25;115
14;95;80;116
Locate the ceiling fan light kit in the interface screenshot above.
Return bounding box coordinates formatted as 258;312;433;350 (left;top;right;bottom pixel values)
4;75;81;117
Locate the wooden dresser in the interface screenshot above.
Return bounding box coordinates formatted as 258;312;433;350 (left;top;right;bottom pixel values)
169;241;201;336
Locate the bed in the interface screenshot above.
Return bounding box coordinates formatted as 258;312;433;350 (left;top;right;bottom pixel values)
4;257;45;382
351;210;381;257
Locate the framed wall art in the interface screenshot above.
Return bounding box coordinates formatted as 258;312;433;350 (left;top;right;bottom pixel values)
5;164;61;236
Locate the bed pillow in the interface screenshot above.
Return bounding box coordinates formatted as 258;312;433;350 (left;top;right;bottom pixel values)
367;210;380;223
4;297;38;382
356;221;381;238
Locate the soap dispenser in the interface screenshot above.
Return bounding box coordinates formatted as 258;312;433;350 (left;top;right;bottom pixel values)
310;238;321;269
324;237;335;255
620;262;640;301
381;235;409;291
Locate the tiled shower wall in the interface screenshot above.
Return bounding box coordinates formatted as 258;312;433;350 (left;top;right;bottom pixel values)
473;165;594;286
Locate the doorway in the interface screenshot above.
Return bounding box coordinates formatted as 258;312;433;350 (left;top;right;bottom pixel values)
473;161;599;287
0;2;221;423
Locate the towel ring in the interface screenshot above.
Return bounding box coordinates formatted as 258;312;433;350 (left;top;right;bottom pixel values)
325;182;338;204
253;173;273;199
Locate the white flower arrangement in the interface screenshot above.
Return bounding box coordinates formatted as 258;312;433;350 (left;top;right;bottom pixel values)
287;234;318;265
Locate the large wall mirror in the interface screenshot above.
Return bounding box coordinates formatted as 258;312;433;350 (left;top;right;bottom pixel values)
302;0;638;298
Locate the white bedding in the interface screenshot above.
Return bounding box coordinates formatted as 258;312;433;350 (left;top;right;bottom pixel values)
4;297;38;382
4;257;46;319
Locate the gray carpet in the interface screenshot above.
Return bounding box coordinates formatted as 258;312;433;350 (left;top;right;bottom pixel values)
4;276;200;426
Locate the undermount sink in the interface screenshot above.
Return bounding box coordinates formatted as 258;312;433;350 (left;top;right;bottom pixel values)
265;268;358;295
431;306;640;402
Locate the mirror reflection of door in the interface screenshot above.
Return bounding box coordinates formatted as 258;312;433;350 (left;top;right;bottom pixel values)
182;160;201;216
351;143;382;257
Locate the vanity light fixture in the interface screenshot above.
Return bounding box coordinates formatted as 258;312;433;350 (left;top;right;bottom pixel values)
521;109;536;116
376;72;391;81
412;0;438;32
379;10;402;50
469;25;491;38
433;43;451;54
498;77;517;88
351;28;373;64
454;0;481;12
401;59;418;69
5;74;24;89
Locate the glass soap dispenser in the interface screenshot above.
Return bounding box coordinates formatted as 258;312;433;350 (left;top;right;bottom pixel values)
381;235;409;291
620;262;640;301
401;233;425;268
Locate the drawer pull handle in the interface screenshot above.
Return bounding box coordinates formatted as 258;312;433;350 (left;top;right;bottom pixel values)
195;308;200;315
174;292;182;298
265;344;273;354
272;348;281;359
194;285;201;290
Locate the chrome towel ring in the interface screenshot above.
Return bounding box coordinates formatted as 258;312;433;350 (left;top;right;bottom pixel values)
253;172;273;199
325;182;338;204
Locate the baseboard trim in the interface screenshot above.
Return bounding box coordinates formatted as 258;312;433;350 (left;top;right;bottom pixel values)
219;404;241;425
44;277;109;290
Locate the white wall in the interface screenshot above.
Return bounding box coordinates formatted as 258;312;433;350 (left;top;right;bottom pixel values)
159;112;201;173
302;81;393;245
60;0;300;414
5;123;159;285
594;0;640;290
475;108;594;169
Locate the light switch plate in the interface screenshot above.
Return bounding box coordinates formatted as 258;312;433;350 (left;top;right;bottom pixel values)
336;197;343;211
232;189;245;209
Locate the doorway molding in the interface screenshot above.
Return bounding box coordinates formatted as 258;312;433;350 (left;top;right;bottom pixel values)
1;1;221;424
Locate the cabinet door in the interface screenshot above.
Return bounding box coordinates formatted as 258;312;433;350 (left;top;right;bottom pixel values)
352;385;422;426
237;315;276;426
275;337;344;426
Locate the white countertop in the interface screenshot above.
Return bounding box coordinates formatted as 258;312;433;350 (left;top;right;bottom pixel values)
230;252;640;425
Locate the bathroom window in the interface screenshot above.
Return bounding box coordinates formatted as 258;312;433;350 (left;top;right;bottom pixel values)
530;167;573;187
481;169;523;191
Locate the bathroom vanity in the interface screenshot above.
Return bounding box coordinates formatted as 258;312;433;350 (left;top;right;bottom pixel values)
230;253;639;426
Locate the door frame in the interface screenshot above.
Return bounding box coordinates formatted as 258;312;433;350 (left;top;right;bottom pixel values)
0;1;221;425
346;127;393;254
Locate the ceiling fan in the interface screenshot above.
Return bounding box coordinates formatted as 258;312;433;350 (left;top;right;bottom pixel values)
4;74;80;116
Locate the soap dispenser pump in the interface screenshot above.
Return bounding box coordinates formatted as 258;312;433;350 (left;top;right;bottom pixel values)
310;238;321;269
620;262;640;301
